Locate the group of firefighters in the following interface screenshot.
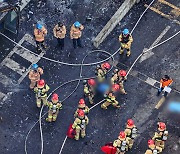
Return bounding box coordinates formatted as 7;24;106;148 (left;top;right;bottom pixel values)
34;21;133;57
30;21;174;153
34;21;84;51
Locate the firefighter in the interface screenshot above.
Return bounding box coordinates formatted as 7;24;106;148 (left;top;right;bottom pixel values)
74;99;89;117
96;62;111;82
124;119;138;149
83;79;96;104
145;139;162;154
157;75;173;97
152;122;168;149
46;93;62;122
34;79;50;108
28;64;43;89
101;84;120;110
111;69;127;94
113;131;129;154
34;23;47;52
70;21;84;49
72;109;89;140
53;22;66;50
119;29;133;57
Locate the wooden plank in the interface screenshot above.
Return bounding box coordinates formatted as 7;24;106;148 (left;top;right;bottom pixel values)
93;0;137;48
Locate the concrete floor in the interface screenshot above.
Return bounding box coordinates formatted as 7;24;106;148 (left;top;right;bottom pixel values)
0;0;180;154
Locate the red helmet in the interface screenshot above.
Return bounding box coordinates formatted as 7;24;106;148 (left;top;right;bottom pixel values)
38;79;45;87
102;62;111;70
148;139;154;146
112;84;120;91
127;119;134;127
158;122;166;131
119;131;126;139
52;93;59;100
79;99;85;105
88;79;96;86
119;70;127;77
78;109;85;117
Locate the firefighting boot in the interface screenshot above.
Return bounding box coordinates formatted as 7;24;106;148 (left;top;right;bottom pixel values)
126;50;131;57
120;48;124;55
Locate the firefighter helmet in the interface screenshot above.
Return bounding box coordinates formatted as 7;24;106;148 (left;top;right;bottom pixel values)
119;70;127;77
38;79;45;87
74;21;81;28
102;62;111;70
36;23;43;29
78;109;85;117
79;99;85;105
88;79;96;86
119;131;126;140
148;139;154;146
101;143;117;154
127;119;134;127
32;64;38;70
158;122;166;131
123;29;129;35
52;93;59;101
112;84;120;92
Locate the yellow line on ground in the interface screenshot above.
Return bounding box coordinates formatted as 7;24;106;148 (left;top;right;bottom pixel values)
155;96;166;109
158;0;180;11
144;4;180;25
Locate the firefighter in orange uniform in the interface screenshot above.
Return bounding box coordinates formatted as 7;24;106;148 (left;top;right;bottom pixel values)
145;140;162;154
46;93;62;122
72;109;89;140
152;122;168;149
70;21;84;49
101;84;120;110
74;99;89;117
34;79;50;108
28;64;43;89
124;119;138;149
34;23;47;52
83;79;96;104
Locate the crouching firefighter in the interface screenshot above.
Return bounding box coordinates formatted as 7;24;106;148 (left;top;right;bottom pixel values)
46;93;62;122
124;119;138;149
72;109;89;140
74;99;89;117
145;139;162;154
83;79;96;104
34;79;50;108
101;84;120;110
152;122;168;150
111;69;127;94
95;62;111;82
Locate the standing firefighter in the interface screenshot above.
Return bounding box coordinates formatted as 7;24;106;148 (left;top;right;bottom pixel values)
46;93;62;122
111;69;127;94
113;131;129;154
119;29;133;57
70;21;84;49
96;62;111;82
72;109;89;140
34;23;47;52
101;84;120;110
157;75;173;97
152;122;168;149
74;99;89;117
34;79;50;108
83;79;96;104
124;119;138;149
53;22;66;50
28;64;43;89
145;140;162;154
